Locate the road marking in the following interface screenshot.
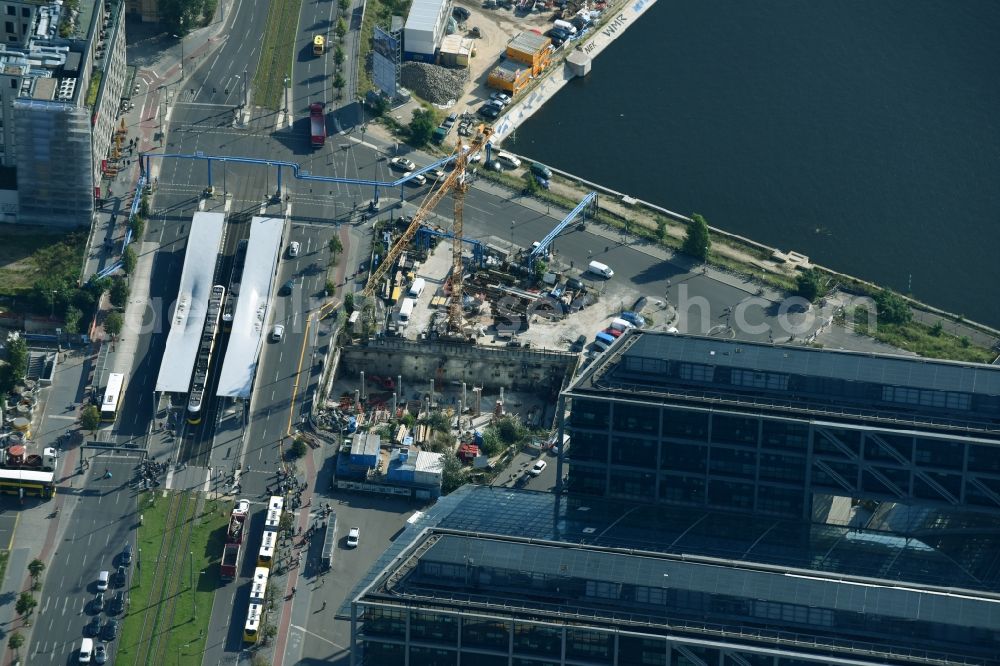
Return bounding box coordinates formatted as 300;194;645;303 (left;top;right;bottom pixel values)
288;624;348;649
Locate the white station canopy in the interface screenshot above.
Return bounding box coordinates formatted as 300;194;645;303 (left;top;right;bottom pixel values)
155;212;225;393
216;216;284;399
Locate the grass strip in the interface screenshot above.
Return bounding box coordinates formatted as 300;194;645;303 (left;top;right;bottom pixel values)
252;0;303;110
0;228;87;296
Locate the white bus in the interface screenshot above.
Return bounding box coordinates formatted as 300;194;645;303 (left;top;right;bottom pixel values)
101;373;126;422
250;566;269;603
243;602;264;643
257;529;277;568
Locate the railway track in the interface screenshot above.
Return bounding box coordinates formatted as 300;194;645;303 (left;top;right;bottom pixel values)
132;492;199;665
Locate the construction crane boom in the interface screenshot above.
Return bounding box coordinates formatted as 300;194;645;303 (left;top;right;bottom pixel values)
363;127;494;328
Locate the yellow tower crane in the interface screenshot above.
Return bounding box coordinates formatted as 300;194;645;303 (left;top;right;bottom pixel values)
362;125;493;338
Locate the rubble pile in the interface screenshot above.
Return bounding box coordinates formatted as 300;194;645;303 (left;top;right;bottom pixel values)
401;62;468;105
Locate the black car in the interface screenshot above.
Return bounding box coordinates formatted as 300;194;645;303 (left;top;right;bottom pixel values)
478;104;500;119
92;592;105;613
570;334;587;352
281;279;294;295
566;276;584;291
121;542;133;566
452;6;471;20
86;615;102;637
114;564;127;588
109;591;126;615
102;618;119;642
548;27;570;45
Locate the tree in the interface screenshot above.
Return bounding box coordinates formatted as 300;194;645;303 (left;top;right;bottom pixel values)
793;269;822;302
15;592;37;622
110;276;129;308
682;213;711;260
533;259;548;283
328;235;343;260
334;45;345;66
656;218;668;241
81;405;101;433
63;305;83;335
874;289;911;325
407;108;436;147
930;320;944;336
324;280;336;296
105;311;124;338
335;17;347;39
7;632;24;659
139;195;150;218
122;245;137;275
344;293;355;315
337;0;348;12
332;74;346;97
28;559;45;590
130;215;145;240
6;335;28;383
287;438;308;460
440;453;465;495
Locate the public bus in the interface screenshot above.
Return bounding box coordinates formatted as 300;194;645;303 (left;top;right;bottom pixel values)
257;529;277;568
0;469;56;499
263;495;284;532
313;35;325;56
243;602;264;643
101;373;126;422
250;566;269;603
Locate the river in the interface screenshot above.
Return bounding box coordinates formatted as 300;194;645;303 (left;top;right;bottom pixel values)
507;0;1000;328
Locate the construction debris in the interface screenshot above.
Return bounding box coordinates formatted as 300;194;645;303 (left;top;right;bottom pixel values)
401;62;469;105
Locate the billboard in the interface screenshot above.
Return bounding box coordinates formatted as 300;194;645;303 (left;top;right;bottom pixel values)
372;26;400;99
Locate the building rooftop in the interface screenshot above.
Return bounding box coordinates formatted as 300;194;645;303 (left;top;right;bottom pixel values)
403;0;447;35
568;330;1000;434
348;486;1000;663
508;30;551;55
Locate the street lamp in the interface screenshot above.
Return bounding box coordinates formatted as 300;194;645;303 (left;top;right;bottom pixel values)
173;22;185;82
283;76;290;113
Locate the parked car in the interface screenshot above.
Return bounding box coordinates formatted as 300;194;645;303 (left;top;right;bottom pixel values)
478;104;500;119
121;543;133;566
92;593;105;613
570;334;587;352
430;168;446;180
566;276;584;290
402;171;427;186
114;565;127;588
270;324;284;342
534;175;550;189
485;159;502;172
530;460;547;476
97;571;110;592
452;6;471;20
483;0;497;7
548;27;569;45
389;156;415;171
109;591;127;615
496;152;521;169
489;92;512;106
620;311;646;327
603;327;623;338
530;162;552;179
86;615;102;637
101;618;119;642
442;112;458;128
347;527;361;547
94;644;108;664
281;279;294;295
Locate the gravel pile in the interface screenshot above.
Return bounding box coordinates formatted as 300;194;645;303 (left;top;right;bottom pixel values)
401;62;468;105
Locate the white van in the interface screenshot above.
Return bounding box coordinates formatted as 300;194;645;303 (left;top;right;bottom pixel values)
398;298;416;323
79;638;94;663
408;277;426;298
553;19;578;34
496;152;522;169
588;260;614;278
97;570;110;592
610;318;634;332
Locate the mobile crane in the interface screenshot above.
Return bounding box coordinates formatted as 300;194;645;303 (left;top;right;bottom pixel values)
363;125;493;338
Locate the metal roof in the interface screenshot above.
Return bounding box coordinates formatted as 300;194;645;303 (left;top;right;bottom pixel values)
508;31;550;55
216;216;283;398
155;212;225;393
586;330;1000;397
404;0;448;34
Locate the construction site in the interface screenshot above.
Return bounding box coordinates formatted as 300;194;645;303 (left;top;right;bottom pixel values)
313;125;627;494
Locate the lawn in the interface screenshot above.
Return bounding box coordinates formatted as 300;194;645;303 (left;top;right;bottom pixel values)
116;492;229;666
0;550;9;591
252;0;303;110
0;227;87;296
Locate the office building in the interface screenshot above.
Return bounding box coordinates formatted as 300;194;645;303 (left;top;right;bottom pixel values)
348;485;1000;665
561;330;1000;519
1;0;127;226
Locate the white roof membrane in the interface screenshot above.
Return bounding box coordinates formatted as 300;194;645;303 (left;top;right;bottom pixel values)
155;212;225;393
216;216;284;399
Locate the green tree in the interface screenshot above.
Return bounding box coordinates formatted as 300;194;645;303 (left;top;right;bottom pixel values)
334;45;345;66
930;320;944;336
682;213;711;260
333;73;346;97
15;592;37;622
63;305;83;335
874;289;911;325
28;559;45;591
6;335;28;383
122;245;137;275
110;276;129;309
440;453;465;495
324;280;336;296
81;404;101;434
140;195;150;217
407;108;436;147
793;269;823;302
656;218;668;241
105;311;124;338
344;293;355;315
338;0;349;12
328;235;343;260
287;438;308;460
522;171;539;194
533;259;547;283
335;17;347;39
7;632;24;659
130;215;145;240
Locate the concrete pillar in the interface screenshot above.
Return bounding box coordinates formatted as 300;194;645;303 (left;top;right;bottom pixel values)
391;393;397;416
397;375;402;399
500;386;505;403
354;389;360;407
473;387;482;416
429;378;435;407
360;371;367;400
457;400;463;429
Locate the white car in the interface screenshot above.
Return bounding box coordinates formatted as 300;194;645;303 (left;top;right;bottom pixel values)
430;168;446;181
530;460;547;476
271;324;285;342
347;527;360;547
390;156;416;171
288;241;300;257
490;92;511;106
403;171;427;186
496;152;521;169
469;152;483;164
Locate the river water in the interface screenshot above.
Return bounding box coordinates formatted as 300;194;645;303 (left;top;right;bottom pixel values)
507;0;1000;327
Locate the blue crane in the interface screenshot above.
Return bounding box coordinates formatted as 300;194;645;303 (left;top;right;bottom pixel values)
527;191;598;262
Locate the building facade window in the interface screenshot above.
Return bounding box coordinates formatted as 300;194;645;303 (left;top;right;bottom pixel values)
361;640;404;665
618;635;667;666
362;606;406;638
662;409;709;441
565;629;612;662
462;618;509;651
512;622;561;658
660;443;707;473
410;611;457;643
609;469;656;501
612;436;658;467
613;403;660;435
408;646;457;666
572;399;610;429
712;414;759;447
659;474;705;505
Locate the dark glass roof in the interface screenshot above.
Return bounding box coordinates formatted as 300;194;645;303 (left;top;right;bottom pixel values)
572;330;1000;397
342;486;1000;620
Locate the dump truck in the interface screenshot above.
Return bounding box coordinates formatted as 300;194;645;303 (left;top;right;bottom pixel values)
310;102;326;148
220;499;250;581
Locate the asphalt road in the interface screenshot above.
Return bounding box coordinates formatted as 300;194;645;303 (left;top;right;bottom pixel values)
28;456;138;665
